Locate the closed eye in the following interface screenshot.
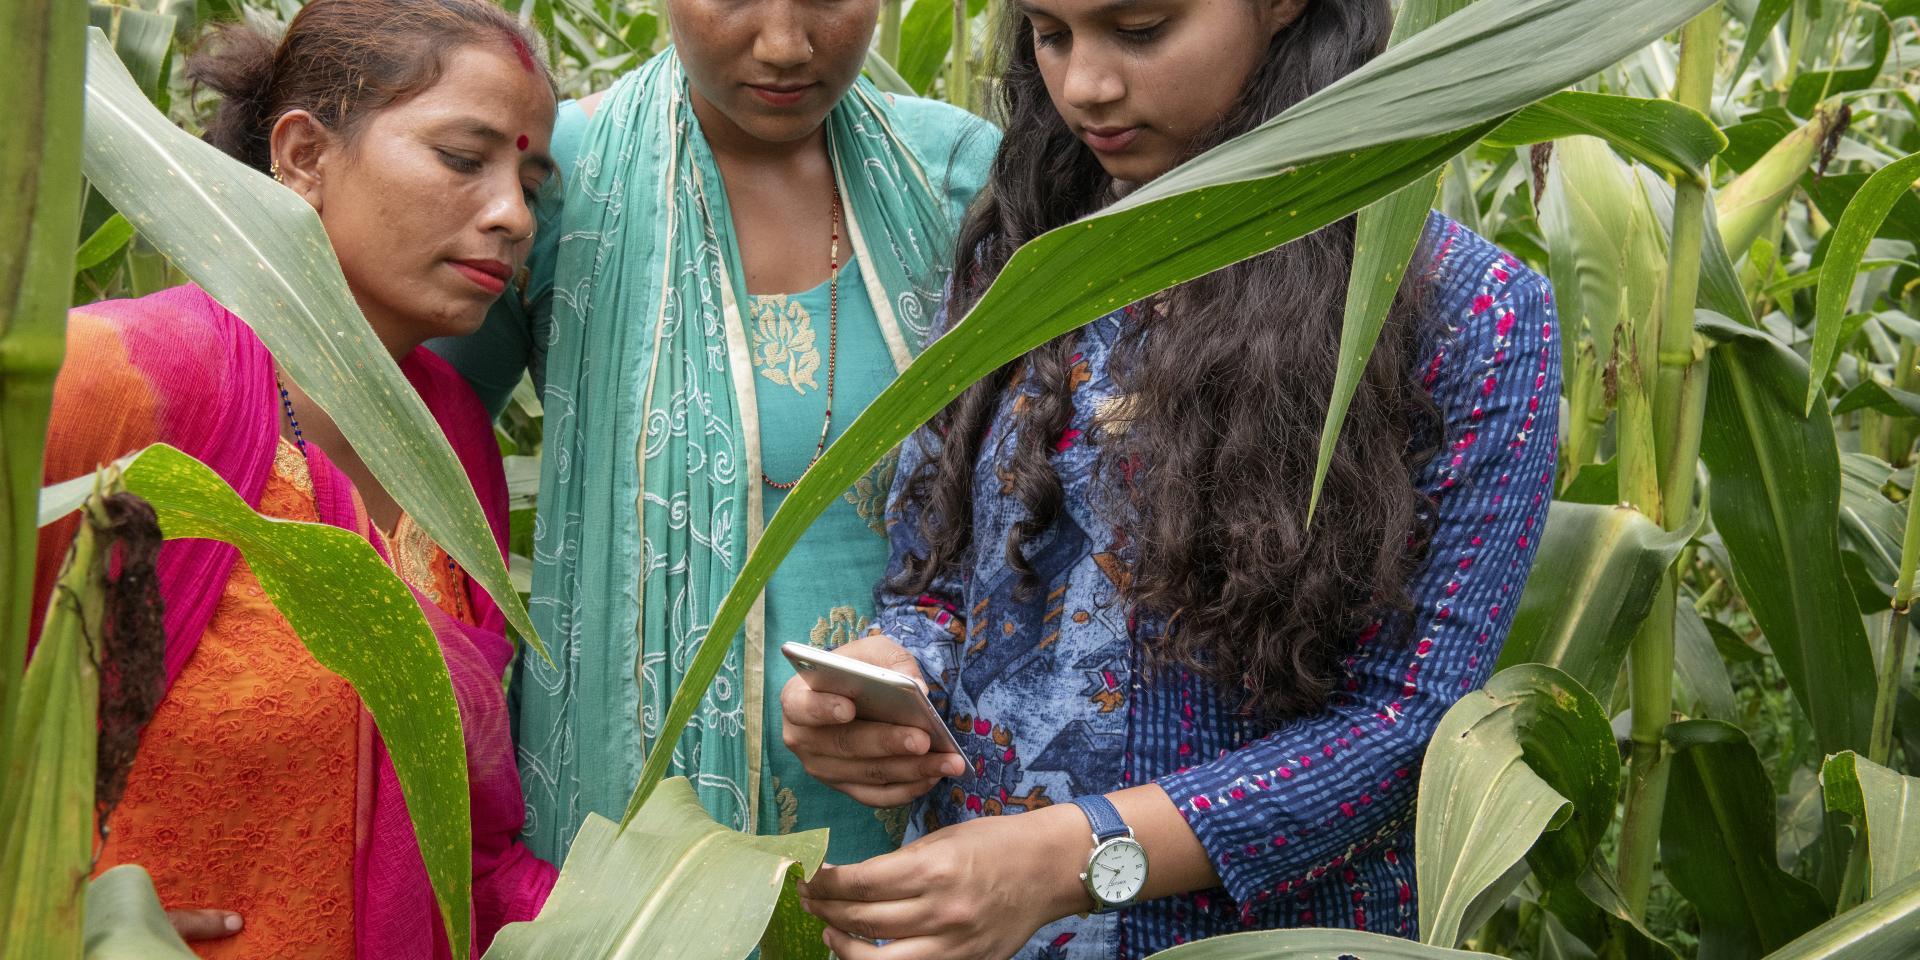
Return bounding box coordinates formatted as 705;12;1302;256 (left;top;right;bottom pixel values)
436;148;483;174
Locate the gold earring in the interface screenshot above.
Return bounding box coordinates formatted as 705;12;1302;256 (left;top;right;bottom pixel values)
270;160;282;183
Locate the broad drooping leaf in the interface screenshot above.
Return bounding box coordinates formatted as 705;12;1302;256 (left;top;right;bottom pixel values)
1822;751;1920;898
1806;151;1920;413
1481;91;1727;181
1416;665;1614;947
38;444;473;958
1499;502;1693;702
1697;316;1878;757
1662;720;1830;959
628;0;1720;818
1761;867;1920;960
83;867;198;960
1311;0;1467;523
77;30;540;666
485;777;826;960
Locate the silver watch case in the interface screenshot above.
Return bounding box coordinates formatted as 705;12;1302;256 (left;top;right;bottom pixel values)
1078;830;1148;914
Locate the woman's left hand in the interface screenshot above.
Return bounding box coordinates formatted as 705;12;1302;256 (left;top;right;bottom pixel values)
798;805;1093;960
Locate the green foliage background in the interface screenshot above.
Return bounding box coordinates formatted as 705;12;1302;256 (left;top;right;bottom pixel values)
14;1;1920;958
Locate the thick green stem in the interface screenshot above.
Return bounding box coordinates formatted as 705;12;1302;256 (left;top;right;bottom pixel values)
878;0;903;64
1869;461;1920;765
946;0;971;111
1619;573;1679;913
0;495;109;960
1616;3;1721;920
0;0;85;744
1885;341;1920;466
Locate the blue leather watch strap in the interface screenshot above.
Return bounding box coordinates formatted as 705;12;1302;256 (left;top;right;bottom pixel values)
1070;794;1129;842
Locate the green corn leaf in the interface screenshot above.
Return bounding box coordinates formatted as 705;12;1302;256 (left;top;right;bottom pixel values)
78;29;542;661
862;47;915;98
39;444;474;960
1833;379;1920;420
1482;91;1727;180
626;0;1720;821
895;0;953;94
1806;151;1920;414
1787;13;1891;117
1763;867;1920;960
1144;928;1503;959
1697;197;1758;326
88;3;175;105
1732;0;1794;90
1822;751;1920;897
1698;315;1879;758
1416;665;1615;947
1662;720;1831;959
551;0;632;52
484;777;826;960
1499;502;1695;704
1309;0;1467;524
72;214;134;274
83;867;198;960
1674;603;1737;720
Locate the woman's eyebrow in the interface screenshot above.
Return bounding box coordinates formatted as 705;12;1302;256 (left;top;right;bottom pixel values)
1018;0;1155;17
438;117;557;177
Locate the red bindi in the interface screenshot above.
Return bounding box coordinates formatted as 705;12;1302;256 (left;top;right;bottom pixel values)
516;134;530;151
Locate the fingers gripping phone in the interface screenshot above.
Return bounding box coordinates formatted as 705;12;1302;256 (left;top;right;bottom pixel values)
780;642;963;755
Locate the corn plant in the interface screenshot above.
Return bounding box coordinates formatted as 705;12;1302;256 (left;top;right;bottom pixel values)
12;0;1920;958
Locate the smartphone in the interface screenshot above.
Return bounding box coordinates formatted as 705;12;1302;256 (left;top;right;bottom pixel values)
780;642;963;755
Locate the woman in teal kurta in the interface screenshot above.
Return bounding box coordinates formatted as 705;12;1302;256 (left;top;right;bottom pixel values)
431;34;995;868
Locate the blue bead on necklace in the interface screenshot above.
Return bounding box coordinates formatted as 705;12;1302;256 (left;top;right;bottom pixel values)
276;375;459;576
276;376;308;455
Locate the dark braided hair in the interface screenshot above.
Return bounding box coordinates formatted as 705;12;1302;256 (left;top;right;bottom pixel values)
894;0;1443;721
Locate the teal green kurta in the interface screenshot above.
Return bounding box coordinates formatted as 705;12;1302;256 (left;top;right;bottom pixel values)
749;257;912;856
431;54;995;868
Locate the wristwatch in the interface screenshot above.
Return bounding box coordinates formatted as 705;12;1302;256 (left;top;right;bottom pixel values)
1069;795;1147;913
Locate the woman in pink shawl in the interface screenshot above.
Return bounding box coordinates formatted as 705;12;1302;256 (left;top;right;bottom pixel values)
31;2;559;955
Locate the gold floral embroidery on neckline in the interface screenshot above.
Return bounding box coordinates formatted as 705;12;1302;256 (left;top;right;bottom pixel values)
748;294;821;395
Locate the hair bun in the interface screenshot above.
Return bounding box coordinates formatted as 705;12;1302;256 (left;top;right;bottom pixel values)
183;21;284;174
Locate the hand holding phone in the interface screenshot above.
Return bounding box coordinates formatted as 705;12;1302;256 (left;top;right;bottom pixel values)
779;636;969;809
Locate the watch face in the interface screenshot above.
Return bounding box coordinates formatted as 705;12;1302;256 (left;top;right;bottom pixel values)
1088;839;1147;905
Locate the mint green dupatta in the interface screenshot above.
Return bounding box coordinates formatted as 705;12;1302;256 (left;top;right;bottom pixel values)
515;50;955;861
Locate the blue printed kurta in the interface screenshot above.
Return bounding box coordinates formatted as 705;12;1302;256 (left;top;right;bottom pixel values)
871;215;1559;958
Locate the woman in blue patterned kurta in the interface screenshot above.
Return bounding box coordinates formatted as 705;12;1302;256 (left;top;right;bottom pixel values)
781;1;1559;958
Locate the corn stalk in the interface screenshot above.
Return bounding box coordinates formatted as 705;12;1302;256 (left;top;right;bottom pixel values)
0;492;114;960
1616;2;1722;917
946;0;970;113
879;0;903;64
0;0;86;736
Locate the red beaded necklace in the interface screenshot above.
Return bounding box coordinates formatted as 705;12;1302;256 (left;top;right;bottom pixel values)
761;178;842;490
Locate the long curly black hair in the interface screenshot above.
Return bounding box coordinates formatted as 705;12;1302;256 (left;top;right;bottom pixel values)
893;0;1445;721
